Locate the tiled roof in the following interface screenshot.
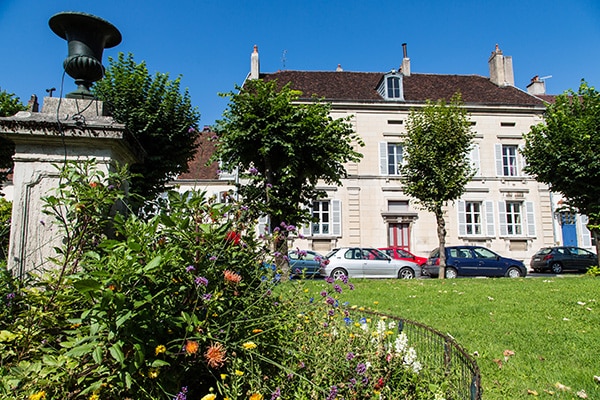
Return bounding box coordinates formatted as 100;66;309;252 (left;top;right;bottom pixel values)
261;71;545;107
178;128;219;180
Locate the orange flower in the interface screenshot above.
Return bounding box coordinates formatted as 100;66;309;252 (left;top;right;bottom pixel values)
223;270;242;284
205;342;227;369
185;340;199;355
249;394;263;400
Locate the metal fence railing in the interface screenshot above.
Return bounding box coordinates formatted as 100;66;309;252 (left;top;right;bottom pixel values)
354;309;482;400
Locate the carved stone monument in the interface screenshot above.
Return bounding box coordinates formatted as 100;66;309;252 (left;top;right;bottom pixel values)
0;12;144;277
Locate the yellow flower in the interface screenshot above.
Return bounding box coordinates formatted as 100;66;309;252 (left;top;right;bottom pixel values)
201;395;217;400
235;369;244;376
89;394;100;400
155;344;166;355
29;392;46;400
242;341;257;350
252;328;263;333
249;394;263;400
220;373;227;380
373;301;379;305
148;368;159;379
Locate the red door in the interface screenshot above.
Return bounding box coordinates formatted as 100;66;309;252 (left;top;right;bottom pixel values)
389;223;410;250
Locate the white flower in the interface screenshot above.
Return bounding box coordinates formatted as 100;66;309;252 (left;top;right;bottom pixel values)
404;347;418;366
394;332;408;355
411;360;422;374
377;319;387;337
388;321;397;330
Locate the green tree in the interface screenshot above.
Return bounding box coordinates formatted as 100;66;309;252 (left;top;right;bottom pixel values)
0;89;27;190
401;93;474;279
522;81;600;259
93;53;201;201
213;79;363;274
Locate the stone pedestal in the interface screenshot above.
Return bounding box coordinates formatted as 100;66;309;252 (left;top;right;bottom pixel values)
0;97;144;278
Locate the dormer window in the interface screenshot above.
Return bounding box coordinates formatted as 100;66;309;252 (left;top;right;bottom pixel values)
377;70;404;100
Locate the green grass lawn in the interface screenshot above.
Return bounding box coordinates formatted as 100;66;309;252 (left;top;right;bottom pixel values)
298;275;600;399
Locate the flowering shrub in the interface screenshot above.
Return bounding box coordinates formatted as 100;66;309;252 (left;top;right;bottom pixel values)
0;161;446;399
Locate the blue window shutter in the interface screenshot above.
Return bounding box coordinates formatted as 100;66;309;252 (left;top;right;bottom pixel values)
332;200;342;236
495;144;503;176
457;200;466;236
379;142;387;175
498;201;508;236
526;201;536;236
485;201;495;237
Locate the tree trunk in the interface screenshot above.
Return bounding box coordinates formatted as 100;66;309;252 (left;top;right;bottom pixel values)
435;206;447;279
274;231;290;281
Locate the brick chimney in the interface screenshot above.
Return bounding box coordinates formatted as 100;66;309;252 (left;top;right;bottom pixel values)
401;43;411;76
488;44;514;86
526;75;546;95
250;45;260;80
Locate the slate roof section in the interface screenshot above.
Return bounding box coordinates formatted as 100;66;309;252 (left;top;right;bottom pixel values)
260;71;546;107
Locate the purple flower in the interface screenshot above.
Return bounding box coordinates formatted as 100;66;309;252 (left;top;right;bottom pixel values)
326;385;338;400
346;351;355;361
107;184;115;190
195;276;208;286
6;293;15;300
326;296;335;305
266;183;273;189
325;277;334;284
209;255;218;261
174;386;188;400
188;127;196;133
334;284;342;293
185;265;195;272
348;378;357;388
328;309;335;316
349;283;355;290
202;293;212;301
249;167;258;175
271;387;281;399
320;290;327;297
356;363;367;375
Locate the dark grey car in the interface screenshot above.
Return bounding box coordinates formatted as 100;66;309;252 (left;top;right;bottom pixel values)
530;246;598;274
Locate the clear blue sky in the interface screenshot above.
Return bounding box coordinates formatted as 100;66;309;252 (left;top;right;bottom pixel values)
1;0;599;127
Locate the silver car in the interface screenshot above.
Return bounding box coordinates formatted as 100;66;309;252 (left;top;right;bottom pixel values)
321;247;421;279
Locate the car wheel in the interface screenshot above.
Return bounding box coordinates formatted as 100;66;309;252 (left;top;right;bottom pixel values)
330;268;348;281
506;267;523;278
398;267;415;279
445;267;458;279
550;262;563;274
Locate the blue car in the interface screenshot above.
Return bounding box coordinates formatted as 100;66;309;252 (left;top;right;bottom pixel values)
289;250;328;278
423;246;527;278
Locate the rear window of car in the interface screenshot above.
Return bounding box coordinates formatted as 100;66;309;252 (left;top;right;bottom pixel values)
537;248;552;255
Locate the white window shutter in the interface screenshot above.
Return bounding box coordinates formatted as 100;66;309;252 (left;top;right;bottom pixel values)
581;215;592;247
518;144;527;177
258;215;270;236
332;199;342;236
379;142;388;175
470;144;481;176
302;204;312;237
457;200;466;236
495;144;503;176
485;201;495;237
498;201;508;236
526;201;536;236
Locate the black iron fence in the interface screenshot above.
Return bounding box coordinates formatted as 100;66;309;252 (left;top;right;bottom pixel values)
355;309;482;400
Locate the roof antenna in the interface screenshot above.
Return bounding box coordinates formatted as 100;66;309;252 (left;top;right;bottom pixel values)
281;49;287;70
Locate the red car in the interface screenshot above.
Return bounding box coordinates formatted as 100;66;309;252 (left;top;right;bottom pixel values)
378;247;428;266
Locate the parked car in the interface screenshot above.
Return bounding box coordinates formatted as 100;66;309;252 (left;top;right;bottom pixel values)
289;249;328;278
321;247;421;279
530;246;598;274
423;246;527;278
379;247;428;266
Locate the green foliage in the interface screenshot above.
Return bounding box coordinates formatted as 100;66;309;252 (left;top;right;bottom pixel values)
0;88;27;187
93;53;201;202
214;79;364;231
0;161;445;400
522;80;600;253
0;197;10;260
401;93;474;213
586;265;600;276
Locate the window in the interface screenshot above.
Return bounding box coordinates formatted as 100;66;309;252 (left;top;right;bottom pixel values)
387;76;401;98
465;202;482;235
303;199;342;237
457;200;495;237
468;144;481;176
379;142;403;175
377;71;404;100
495;144;521;177
498;201;535;237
